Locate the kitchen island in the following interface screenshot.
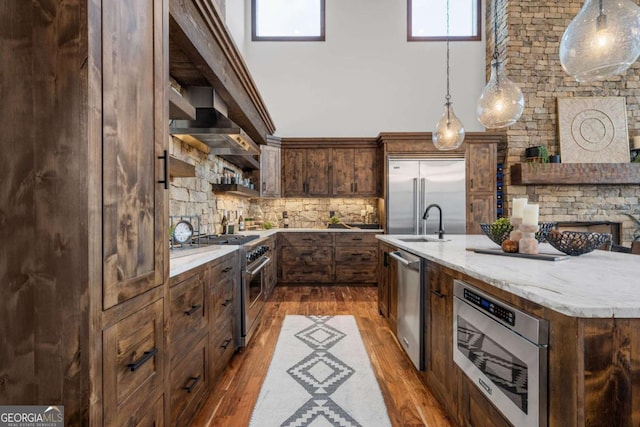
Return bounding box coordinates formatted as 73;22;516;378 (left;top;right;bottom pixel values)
377;234;640;427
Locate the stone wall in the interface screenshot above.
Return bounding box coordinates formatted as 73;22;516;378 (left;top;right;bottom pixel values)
169;137;249;235
496;0;640;245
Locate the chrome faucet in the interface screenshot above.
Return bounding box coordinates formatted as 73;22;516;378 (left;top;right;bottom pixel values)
423;204;445;239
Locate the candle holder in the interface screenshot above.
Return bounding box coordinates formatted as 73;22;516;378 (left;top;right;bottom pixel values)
519;224;540;255
509;217;523;242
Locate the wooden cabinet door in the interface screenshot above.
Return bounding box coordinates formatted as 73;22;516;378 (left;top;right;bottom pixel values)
378;246;390;317
467;143;496;193
467;193;495;234
388;250;398;331
260;144;280;197
102;0;166;309
424;263;458;418
466;143;496;234
354;148;377;196
306;148;330;196
282;148;306;196
332;148;355;196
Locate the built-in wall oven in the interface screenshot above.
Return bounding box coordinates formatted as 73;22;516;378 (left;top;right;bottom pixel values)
453;280;549;427
239;237;271;347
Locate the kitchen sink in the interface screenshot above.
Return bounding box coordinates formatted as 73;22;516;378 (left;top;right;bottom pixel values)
398;236;449;243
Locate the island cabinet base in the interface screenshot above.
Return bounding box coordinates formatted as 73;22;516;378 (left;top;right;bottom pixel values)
418;262;640;427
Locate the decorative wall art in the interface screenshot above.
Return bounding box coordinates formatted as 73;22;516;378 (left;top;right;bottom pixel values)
557;97;630;163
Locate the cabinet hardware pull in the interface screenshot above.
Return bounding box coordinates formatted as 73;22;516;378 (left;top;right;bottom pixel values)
470;203;473;213
431;290;446;298
350;183;354;192
158;150;168;189
221;339;232;349
300;252;313;256
354;182;357;192
262;181;266;192
351;237;363;241
383;252;389;267
127;347;158;372
184;304;202;316
301;238;313;241
221;298;232;307
183;376;201;393
222;266;232;273
470;178;474;189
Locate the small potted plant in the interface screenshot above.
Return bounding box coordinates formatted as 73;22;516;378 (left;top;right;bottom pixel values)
525;145;549;163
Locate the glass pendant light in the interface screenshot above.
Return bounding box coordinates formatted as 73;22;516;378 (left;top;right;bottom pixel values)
477;0;524;128
433;0;465;151
559;0;640;82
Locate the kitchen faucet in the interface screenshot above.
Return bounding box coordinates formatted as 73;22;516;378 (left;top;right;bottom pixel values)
423;204;445;239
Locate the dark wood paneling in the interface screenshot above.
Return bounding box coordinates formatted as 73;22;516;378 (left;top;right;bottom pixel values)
332;148;355;195
169;156;196;177
170;337;209;427
466;142;497;234
0;0;92;423
306;149;331;196
281;148;306;196
354;147;378;196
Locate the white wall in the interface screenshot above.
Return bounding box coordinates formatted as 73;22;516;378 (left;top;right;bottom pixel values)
232;0;486;137
225;0;246;55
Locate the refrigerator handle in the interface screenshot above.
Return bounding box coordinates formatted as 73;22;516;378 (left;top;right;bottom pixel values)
413;178;419;234
420;178;426;235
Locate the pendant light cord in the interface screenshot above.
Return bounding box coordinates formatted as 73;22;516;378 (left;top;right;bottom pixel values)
445;0;451;123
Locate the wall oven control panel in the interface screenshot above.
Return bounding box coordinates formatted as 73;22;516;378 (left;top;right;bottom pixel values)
463;288;515;326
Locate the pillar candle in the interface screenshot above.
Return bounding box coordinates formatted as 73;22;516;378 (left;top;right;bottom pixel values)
633;136;640;149
512;198;528;218
522;204;539;226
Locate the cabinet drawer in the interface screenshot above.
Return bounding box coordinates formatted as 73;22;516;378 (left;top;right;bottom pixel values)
169;271;207;365
170;337;209;427
210;319;236;384
335;247;377;263
279;233;333;247
281;264;333;283
104;298;164;427
280;247;332;265
335;266;377;283
334;233;378;246
207;253;237;326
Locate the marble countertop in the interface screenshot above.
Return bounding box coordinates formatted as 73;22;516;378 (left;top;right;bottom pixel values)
377;234;639;318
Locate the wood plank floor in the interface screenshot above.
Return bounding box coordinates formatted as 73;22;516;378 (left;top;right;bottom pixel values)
191;286;453;427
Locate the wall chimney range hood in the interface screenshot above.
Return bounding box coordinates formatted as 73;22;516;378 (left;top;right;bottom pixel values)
170;108;261;156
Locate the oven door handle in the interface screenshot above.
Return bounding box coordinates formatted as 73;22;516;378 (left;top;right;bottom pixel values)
389;251;420;271
245;256;271;276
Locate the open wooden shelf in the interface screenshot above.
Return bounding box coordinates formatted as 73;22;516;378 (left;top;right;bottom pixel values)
211;184;259;198
511;162;640;185
169;88;196;120
169;156;196;177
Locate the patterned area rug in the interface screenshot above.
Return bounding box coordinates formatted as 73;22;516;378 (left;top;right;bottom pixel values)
250;315;392;427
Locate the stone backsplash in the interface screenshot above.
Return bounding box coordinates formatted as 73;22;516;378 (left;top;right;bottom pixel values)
492;0;640;246
170;137;379;233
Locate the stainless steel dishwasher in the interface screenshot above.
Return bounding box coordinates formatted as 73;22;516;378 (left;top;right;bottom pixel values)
389;249;424;370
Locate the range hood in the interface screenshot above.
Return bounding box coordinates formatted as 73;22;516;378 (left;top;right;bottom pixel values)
170;108;260;156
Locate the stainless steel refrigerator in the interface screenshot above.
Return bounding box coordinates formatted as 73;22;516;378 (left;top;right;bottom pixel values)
387;158;466;235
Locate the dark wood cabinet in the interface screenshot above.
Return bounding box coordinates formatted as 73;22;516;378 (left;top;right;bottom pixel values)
102;0;167;310
263;235;278;299
169;337;209;427
257;140;281;198
279;232;379;285
461;375;512;427
332;148;377;196
281;148;330;197
377;242;396;318
466;142;497;234
423;262;459;420
280;138;380;198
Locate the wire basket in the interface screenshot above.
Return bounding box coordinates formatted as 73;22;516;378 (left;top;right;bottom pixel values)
546;230;612;256
480;221;557;246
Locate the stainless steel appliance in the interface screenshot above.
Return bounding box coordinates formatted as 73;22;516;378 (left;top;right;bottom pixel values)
238;236;271;347
389;249;424;370
387;157;466;235
453;280;548;427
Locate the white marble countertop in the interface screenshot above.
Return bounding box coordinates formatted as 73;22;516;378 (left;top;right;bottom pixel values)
377;234;640;318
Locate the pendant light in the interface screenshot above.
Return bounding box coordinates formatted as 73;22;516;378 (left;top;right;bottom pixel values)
559;0;640;82
476;0;524;128
432;0;465;151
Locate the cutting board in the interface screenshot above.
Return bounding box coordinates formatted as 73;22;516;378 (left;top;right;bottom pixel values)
468;247;570;261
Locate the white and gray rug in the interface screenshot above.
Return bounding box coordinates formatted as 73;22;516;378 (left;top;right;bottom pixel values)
250;315;392;427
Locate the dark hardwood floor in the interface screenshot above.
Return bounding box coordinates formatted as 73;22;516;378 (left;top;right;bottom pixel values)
192;286;453;427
